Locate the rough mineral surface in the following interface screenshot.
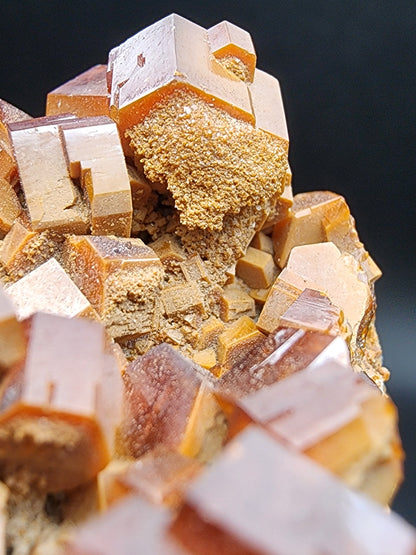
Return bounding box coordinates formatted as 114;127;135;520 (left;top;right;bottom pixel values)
0;12;410;555
127;89;287;233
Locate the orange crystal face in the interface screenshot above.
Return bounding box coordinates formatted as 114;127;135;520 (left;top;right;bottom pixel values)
8;114;132;236
0;98;31;186
0;178;21;238
46;64;110;119
107;14;288;144
63;235;164;337
0;312;123;492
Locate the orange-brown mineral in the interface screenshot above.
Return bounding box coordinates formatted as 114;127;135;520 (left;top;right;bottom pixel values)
0;313;123;492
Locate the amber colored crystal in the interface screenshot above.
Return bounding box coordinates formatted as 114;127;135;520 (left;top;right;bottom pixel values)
195;316;225;351
283;243;374;358
262;178;293;234
8;115;89;233
109;14;288;275
161;282;205;317
259;241;378;381
0;285;26;372
208;20;257;82
5;257;98;320
0;220;63;281
121;343;224;461
250;231;274;254
46;64;110;119
0;178;21;238
278;287;342;334
171;426;415;555
0;313;123;492
59;115;132;236
63;235;164;338
0;98;31;127
256;273;302;333
219;284;256;322
236;246;278;289
0;98;31;186
179;254;211;284
193;348;217;369
273;190;338;267
214;316;265;377
149;234;187;266
8;113;133;236
98;448;201;510
272;191;381;284
108;14;252;133
108;14;288;145
226;354;402;504
0;138;15;185
0;14;410;554
216;325;342;399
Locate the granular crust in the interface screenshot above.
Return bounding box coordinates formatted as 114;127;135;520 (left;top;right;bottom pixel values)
127;89;288;233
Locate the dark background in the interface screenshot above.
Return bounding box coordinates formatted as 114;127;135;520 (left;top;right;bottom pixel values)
1;0;415;523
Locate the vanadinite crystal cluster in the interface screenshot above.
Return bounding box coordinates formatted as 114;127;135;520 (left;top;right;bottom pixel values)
0;13;413;555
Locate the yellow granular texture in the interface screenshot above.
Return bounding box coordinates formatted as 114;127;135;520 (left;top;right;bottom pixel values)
217;55;251;82
176;200;272;277
126;89;288;232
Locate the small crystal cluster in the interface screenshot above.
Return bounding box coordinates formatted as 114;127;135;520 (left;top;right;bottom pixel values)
0;13;413;555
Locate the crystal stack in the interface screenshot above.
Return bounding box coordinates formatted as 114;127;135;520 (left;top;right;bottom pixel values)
0;14;413;555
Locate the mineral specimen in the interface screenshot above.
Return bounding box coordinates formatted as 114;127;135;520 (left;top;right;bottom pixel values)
0;12;410;555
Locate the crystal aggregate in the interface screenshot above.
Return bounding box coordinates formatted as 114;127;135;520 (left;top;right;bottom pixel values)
0;13;413;555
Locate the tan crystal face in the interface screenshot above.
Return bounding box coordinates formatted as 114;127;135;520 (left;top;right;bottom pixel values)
63;235;164;338
0;98;31;186
0;221;65;283
5;257;97;321
46;64;110;119
0;178;21;238
8;116;89;234
0;285;26;371
8;114;132;236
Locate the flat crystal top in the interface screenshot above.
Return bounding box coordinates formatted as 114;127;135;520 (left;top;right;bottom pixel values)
182;426;416;555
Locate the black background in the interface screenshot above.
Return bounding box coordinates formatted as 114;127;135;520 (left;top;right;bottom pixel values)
1;0;415;524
